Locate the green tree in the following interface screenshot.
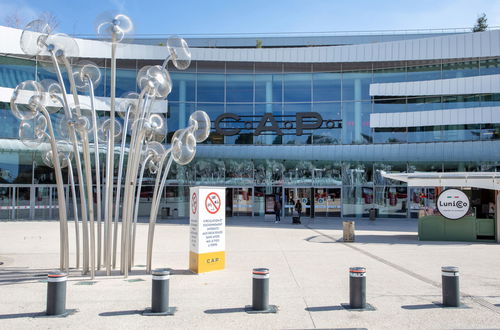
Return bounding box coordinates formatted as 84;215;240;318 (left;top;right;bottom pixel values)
472;13;488;32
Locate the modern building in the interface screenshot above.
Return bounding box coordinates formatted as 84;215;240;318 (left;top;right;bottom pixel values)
0;26;499;222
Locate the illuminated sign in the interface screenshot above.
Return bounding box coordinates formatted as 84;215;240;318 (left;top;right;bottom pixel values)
214;112;342;136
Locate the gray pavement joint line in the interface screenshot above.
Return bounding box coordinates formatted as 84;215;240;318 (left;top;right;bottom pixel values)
274;230;317;329
305;225;500;315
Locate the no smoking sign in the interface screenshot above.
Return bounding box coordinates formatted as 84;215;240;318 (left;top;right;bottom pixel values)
205;192;221;214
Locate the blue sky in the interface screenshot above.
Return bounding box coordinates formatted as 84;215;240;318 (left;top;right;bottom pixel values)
1;0;500;36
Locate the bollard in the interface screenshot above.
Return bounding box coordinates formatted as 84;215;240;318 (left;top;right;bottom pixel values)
349;267;366;309
46;271;67;316
252;268;269;311
246;268;277;313
441;266;460;307
144;268;176;316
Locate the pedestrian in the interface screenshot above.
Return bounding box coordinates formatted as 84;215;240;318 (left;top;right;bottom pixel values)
294;199;302;224
274;199;281;223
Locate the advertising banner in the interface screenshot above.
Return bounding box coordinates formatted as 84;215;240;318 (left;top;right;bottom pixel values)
189;186;226;273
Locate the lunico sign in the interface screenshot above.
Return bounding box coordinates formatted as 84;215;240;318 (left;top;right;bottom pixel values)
436;189;470;220
214;112;342;136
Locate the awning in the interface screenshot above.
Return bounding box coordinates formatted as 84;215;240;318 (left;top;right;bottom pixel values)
381;171;500;190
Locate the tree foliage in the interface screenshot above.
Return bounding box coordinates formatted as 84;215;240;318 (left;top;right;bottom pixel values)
4;10;59;31
472;13;488;32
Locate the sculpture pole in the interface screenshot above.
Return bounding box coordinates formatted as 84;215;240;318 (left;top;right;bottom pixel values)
48;51;89;274
66;159;80;269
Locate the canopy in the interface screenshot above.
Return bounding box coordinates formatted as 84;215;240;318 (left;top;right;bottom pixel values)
380;171;500;190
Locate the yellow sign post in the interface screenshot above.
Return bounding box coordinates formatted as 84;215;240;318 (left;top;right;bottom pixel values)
189;187;226;273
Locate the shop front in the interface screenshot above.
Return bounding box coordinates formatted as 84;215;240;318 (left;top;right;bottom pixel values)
382;171;500;243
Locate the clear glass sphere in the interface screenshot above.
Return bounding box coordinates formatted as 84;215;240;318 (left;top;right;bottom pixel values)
136;65;172;98
118;92;140;125
42;140;72;168
10;80;45;120
188;110;211;142
56;116;70;139
95;12;134;43
145;113;167;142
64;106;93;134
20;20;53;56
40;79;64;113
171;128;196;165
45;33;79;58
146;141;165;162
97;118;122;142
167;36;191;70
19;114;48;148
73;60;102;91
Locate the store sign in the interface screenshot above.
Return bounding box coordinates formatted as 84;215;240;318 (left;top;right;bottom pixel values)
189;187;226;273
214;112;342;136
437;189;470;220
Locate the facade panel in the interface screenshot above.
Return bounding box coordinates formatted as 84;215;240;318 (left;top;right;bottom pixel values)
0;26;499;220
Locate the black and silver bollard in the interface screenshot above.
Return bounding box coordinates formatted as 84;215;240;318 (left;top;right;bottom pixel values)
46;271;67;316
144;268;176;316
349;267;366;309
246;268;277;313
442;266;460;307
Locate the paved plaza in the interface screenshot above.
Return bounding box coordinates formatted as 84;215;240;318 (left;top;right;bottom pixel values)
1;217;500;329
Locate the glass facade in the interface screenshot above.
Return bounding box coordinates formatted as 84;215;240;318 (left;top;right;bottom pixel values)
0;50;499;220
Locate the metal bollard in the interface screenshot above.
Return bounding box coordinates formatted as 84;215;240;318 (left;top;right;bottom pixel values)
442;266;460;307
46;271;67;316
246;268;277;313
252;268;269;311
144;268;176;316
349;267;366;309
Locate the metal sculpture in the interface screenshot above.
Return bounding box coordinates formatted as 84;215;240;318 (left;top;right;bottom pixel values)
11;13;210;278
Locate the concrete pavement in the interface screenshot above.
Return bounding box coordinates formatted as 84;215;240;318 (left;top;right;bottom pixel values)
1;217;499;329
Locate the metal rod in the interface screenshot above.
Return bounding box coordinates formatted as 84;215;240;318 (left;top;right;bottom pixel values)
87;78;102;271
146;155;173;273
113;104;131;270
49;52;84;273
63;57;96;280
109;34;117;271
41;106;69;273
67;160;80;269
120;90;151;276
131;154;153;267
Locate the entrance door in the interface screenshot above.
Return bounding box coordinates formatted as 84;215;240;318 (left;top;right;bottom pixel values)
314;188;341;217
0;187;13;220
232;187;253;216
284;188;312;217
254;186;283;217
35;186;53;219
14;187;31;220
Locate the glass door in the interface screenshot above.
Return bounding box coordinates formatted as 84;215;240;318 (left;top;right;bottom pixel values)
0;187;13;220
314;188;341;217
14;187;31;220
232;187;253;216
35;186;52;219
254;186;282;217
284;188;312;217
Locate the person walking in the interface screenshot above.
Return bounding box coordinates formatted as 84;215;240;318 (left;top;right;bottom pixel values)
294;199;302;224
274;199;281;223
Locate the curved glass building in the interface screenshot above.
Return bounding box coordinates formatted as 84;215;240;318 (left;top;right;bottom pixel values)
0;26;499;220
